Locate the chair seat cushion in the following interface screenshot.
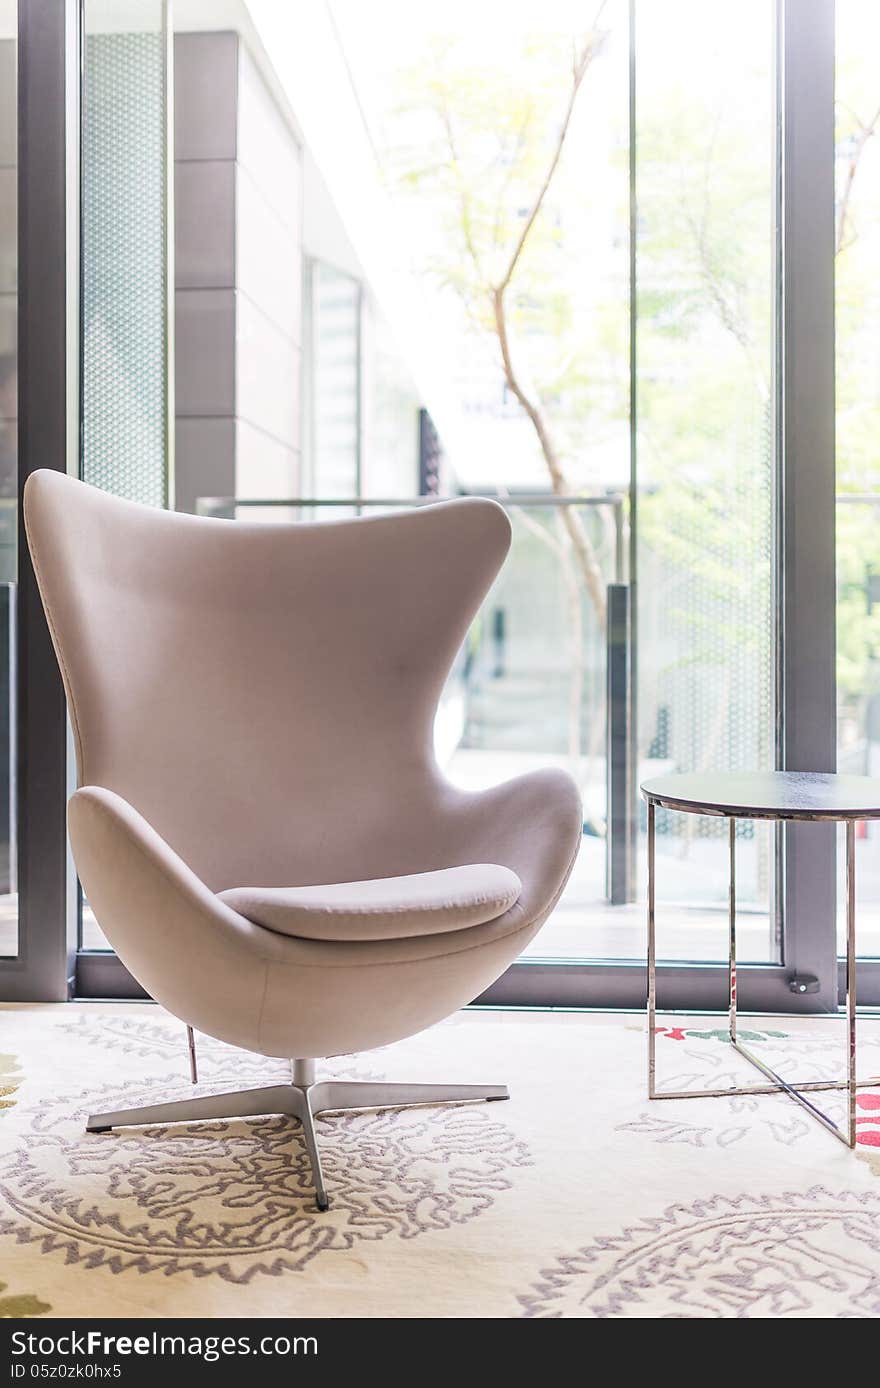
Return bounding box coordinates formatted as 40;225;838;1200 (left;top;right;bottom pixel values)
218;863;522;942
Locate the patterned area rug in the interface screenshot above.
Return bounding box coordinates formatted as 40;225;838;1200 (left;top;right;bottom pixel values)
0;1003;878;1318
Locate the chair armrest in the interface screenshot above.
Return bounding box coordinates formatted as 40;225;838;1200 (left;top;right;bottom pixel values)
68;786;275;1052
435;767;584;934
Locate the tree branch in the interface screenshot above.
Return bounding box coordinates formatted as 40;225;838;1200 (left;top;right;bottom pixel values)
495;2;609;295
681;109;769;402
482;3;612;628
492;286;608;626
836;101;880;256
684;204;770;402
438;104;486;282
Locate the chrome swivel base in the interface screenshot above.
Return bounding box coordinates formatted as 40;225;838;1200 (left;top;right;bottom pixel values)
86;1059;509;1211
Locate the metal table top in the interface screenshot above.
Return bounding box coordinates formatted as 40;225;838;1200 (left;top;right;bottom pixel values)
640;770;880;821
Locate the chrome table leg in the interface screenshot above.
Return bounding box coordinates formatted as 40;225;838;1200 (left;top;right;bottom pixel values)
728;817;736;1045
647;799;656;1099
846;818;857;1148
647;803;875;1145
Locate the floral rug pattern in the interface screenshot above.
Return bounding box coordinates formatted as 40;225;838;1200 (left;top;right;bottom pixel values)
0;1052;22;1113
0;1071;531;1283
0;1049;50;1317
0;1005;878;1317
520;1187;880;1318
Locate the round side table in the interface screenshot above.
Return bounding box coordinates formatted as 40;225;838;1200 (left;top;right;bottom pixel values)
640;770;880;1148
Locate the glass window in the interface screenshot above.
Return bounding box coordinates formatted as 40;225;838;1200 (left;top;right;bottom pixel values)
835;0;880;959
66;0;857;1004
635;0;777;963
331;0;631;958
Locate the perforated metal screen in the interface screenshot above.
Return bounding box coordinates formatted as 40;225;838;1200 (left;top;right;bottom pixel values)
82;26;168;508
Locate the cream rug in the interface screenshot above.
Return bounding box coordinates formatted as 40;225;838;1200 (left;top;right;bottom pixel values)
0;1002;878;1318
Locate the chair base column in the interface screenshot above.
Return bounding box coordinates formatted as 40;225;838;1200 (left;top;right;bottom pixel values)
86;1073;510;1211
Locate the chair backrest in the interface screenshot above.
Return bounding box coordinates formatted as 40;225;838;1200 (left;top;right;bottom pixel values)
24;472;511;890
